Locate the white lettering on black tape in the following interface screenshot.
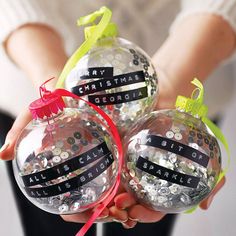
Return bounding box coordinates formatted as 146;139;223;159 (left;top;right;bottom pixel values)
21;142;110;187
144;135;209;167
88;86;148;105
80;67;113;79
72;71;145;96
136;156;200;188
24;153;114;198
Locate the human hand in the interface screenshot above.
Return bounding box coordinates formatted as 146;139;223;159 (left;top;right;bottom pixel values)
199;176;225;210
61;184;130;224
114;191;165;228
0;108;32;160
113;176;225;228
61;204;129;224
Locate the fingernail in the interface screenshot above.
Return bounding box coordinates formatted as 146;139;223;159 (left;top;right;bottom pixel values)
113;218;128;223
128;217;139;221
115;202;126;210
97;214;109;220
117;206;126;210
120;206;128;210
112;219;122;223
122;223;133;229
206;196;214;209
0;142;10;153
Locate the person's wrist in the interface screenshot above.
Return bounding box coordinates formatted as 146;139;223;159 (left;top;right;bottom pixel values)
31;64;67;90
5;23;68;90
154;66;179;110
153;13;236;109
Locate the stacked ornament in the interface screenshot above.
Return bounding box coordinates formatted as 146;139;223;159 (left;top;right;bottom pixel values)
13;80;119;215
122;79;226;213
12;6;229;236
57;7;159;135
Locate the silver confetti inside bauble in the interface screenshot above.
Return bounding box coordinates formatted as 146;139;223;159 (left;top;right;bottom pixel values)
122;110;221;213
13;108;118;214
64;37;159;134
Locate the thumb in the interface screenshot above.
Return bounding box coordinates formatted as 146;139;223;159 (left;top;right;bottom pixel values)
199;176;226;210
0;108;32;160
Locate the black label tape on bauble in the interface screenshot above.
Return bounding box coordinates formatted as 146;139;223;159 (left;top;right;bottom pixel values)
21;142;110;187
144;135;210;168
80;67;114;79
136;156;200;188
72;71;146;96
24;153;114;198
88;86;148;106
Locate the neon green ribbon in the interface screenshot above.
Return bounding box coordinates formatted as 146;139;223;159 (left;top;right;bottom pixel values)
56;6;118;88
175;78;230;213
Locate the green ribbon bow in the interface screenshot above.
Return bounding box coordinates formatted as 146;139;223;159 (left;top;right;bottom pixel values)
56;6;117;88
175;78;230;213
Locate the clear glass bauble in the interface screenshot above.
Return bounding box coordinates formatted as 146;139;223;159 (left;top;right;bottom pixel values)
122;110;221;213
13;108;118;214
64;37;159;134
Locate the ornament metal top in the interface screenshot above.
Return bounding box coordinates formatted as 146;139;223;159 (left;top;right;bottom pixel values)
122;79;229;213
56;7;159;135
13;80;118;215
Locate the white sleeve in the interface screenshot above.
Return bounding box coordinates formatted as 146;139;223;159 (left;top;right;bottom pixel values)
171;0;236;33
0;0;64;43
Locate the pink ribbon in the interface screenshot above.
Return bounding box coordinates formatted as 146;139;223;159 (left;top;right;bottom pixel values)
52;89;123;236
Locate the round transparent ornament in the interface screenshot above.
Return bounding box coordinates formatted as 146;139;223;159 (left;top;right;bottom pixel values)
122;110;221;213
64;37;159;134
13;108;118;215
